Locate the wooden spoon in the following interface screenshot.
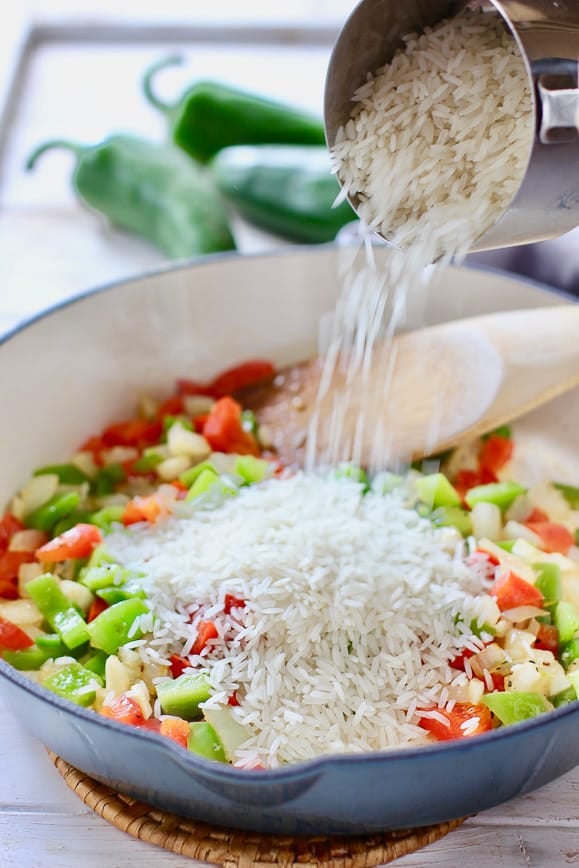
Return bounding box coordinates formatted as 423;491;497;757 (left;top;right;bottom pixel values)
237;305;579;468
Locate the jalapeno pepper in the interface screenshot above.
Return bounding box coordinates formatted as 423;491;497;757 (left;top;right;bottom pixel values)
142;56;326;164
211;145;356;243
26;135;236;259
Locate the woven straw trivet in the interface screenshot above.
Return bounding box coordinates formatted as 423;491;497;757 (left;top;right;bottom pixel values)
49;752;465;867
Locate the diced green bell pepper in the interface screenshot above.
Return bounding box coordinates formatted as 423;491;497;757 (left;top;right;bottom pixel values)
156;673;211;720
465;481;526;512
554;601;579;645
551;686;577;707
52;510;93;537
235;455;269;485
97;582;146;605
334;464;369;491
185;468;221;501
92;463;126;497
132;448;164;473
35;633;68;652
533;563;562;614
82;650;108;679
27;573;90;650
567;669;579;699
552;482;579;509
34;464;89;485
2;645;64;670
560;638;579;670
187;721;227;762
180;461;218;488
241;409;259;437
42;662;103;707
497;540;517;553
87;598;150;655
80;563;129;592
26;492;81;533
481;691;548;725
89;505;125;531
415;473;460;509
430;506;472;537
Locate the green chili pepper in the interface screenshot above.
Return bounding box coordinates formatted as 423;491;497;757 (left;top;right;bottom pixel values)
188;722;227;762
26;491;81;533
481;691;548;725
415;473;461;510
156;672;211;720
87;598;150;655
92;463;126;497
552;481;579;508
26;135;236;259
211;145;356;244
2;645;64;670
533;563;562;614
42;662;103;707
464;481;526;513
27;574;90;650
34;464;89;485
143;56;326;164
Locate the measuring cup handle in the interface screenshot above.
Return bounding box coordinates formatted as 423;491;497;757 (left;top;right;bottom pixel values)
532;59;579;143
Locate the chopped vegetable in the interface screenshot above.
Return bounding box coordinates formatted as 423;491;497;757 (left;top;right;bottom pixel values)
36;523;102;563
42;662;103;707
418;703;492;741
0;616;33;651
156;673;211;720
203;397;259;456
187;721;227;762
489;571;544;612
87;599;149;655
465;481;526;512
26;573;90;650
415;473;461;509
481;691;548;725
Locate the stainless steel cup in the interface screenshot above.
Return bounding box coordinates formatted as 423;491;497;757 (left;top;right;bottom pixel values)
324;0;579;252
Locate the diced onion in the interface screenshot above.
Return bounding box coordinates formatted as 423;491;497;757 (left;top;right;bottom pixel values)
105;655;132;698
183;395;215;417
20;474;59;516
167;424;211;461
156;456;191;482
505;495;533;523
470;643;507;677
471;502;502;541
60;580;93;614
0;598;43;627
501;605;546;624
101;446;138;466
9;529;47;553
503;520;542;546
18;563;44;597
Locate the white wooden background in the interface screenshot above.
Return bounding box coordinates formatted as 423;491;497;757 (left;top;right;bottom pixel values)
0;4;578;866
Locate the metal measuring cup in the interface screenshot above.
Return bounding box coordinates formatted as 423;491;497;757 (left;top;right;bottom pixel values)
324;0;579;252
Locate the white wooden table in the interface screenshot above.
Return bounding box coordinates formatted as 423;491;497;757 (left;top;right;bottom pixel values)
1;5;578;865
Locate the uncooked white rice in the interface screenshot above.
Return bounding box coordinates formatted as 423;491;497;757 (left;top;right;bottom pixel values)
331;7;534;260
106;474;491;767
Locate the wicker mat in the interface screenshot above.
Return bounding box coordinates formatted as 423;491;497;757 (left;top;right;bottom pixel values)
50;753;465;867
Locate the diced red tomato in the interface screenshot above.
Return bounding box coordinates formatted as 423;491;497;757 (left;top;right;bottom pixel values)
479;434;513;476
159;716;190;748
203;397;259;456
0;616;34;651
102;419;162;449
224;593;246;615
122;494;170;526
490;673;505;692
87;597;109;622
138;718;162;733
0;579;18;600
418;702;493;741
101;694;144;726
473;544;500;567
0;551;36;591
191;620;219;655
79;435;106;462
228;691;240;707
36;523;102;563
449;648;476;672
525;507;549;524
0;514;24;552
534;623;559;655
208;360;276;398
176;379;213;397
169;654;190;678
193;415;209;434
171;480;188;500
157;395;185;419
525;521;574;555
490;570;544;611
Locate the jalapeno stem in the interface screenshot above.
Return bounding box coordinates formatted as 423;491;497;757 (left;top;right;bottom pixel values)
25;140;86;171
142;55;183;114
